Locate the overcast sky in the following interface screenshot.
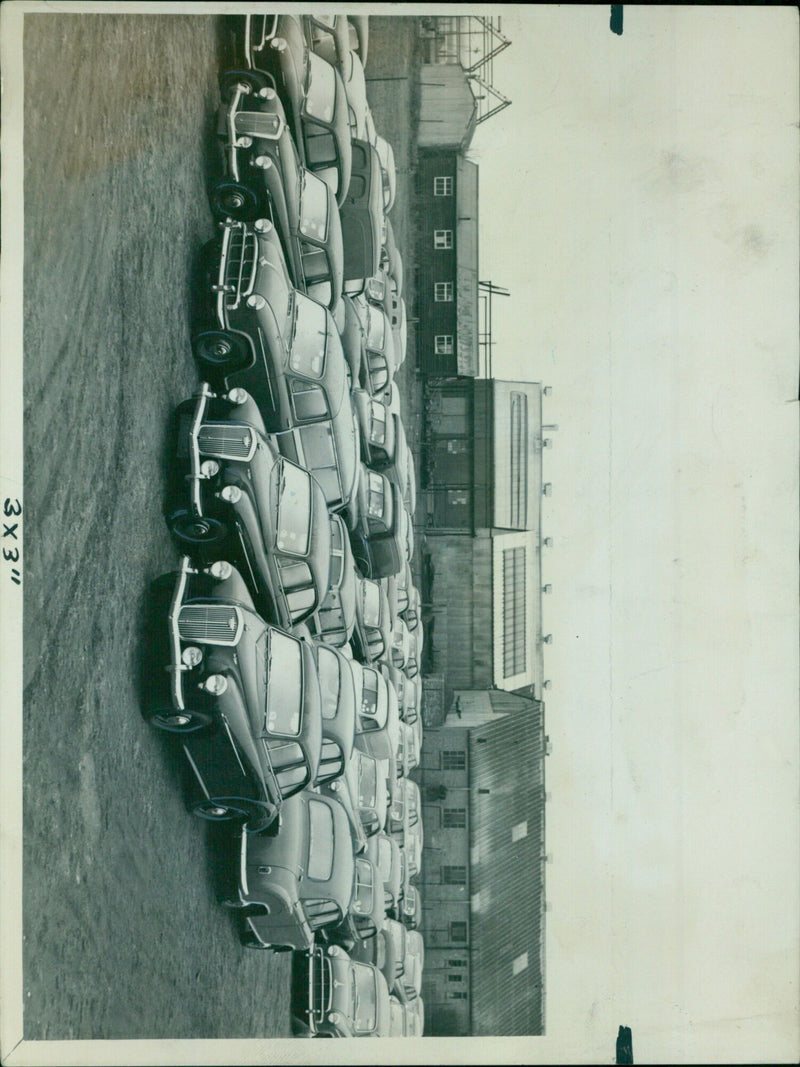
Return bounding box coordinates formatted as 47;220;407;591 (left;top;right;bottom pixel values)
467;6;798;1063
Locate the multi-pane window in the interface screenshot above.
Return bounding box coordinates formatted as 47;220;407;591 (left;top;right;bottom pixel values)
435;334;454;355
509;391;529;526
434;282;453;302
442;865;466;885
446;438;468;454
442;750;466;771
450;921;467;942
434;176;453;196
448;972;464;983
448;958;467;968
503;547;527;677
447;490;469;507
443;808;466;829
434;229;453;249
449;991;468;1000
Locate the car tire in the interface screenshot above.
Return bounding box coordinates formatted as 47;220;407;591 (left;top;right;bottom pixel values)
190;798;250;823
219;69;270;100
170;511;229;549
146;706;213;733
210;181;261;223
194;329;250;377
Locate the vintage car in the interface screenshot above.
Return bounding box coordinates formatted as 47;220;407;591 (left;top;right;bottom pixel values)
398;880;422;931
395;929;424;1004
392;559;412;616
325;855;385;951
374;134;397;212
349;466;407;580
395;720;419;778
221;788;355;950
350;293;396;398
229;15;352;205
388;995;408;1037
351;576;392;664
380;216;403;296
340;139;383;296
405;622;423;679
313;640;357;785
165;385;330;628
352;387;410;490
302;14;350;67
388;616;414;674
348;16;369;67
404;996;424;1037
192;220;359;513
350;659;400;761
145;557;322;832
403;819;424;880
400;584;421;632
293;944;391;1037
366;832;403;914
348;915;406;994
338;747;389;840
387;777;421;840
403;450;417;517
210;82;345;329
305;514;358;649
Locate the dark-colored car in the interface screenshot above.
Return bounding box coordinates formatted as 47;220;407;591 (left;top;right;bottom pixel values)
293;944;391;1037
166;385;331;628
349;466;407;579
192;221;359;513
233;14;352;206
144;557;322;832
210;82;345;329
305;514;358;649
222;788;355;950
340;139;383;296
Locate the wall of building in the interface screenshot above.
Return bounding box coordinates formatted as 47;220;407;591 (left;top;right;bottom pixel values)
418;64;477;147
416;150;459;375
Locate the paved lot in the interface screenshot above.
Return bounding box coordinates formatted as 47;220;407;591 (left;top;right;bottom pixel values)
22;12;419;1040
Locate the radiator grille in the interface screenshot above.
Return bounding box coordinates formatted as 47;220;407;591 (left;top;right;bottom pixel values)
178;604;243;645
197;422;257;462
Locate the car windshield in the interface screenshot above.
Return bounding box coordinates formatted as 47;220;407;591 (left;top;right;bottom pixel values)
307;799;335;881
361;581;381;627
317;646;341;720
329;516;345;586
353;858;374;914
378;837;392;880
351;963;378;1034
264;631;303;736
305;53;336;124
276;461;312;555
298;169;329;241
367;472;386;520
289;294;327;378
357;754;377;808
370;401;386;445
365;304;386;351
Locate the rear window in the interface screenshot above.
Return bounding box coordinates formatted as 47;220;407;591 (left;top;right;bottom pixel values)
265;632;303;736
317;645;341;720
307;799;335;881
299;170;329;241
276;461;312;555
365;305;386;351
305;53;336;123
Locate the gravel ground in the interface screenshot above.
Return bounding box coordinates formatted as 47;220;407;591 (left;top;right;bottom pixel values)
22;12;420;1041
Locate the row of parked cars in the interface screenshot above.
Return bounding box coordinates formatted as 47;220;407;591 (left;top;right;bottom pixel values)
144;14;426;1038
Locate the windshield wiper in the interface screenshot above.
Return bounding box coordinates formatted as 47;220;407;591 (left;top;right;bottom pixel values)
262;635;274;735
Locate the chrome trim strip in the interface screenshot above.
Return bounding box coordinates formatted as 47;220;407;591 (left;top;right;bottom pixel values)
239;828;249;898
220;714;250;780
225;84;246;183
215;220;235;325
167;557;193;710
182;744;211;799
244;14;278;68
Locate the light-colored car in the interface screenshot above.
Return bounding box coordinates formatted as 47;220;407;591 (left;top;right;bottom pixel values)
295;944;391;1037
351;660;401;761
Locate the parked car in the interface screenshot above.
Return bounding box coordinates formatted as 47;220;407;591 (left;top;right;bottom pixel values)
340;139;383;295
221;788;355;950
231;15;352;204
395;929;424;1003
380;216;403;296
366;832;403;914
352;387;409;490
387;777;420;839
340;748;389;839
350;659;400;761
405;622;422;679
400;585;421;632
404;995;424;1037
293;944;391;1037
326;855;385;950
339;294;365;384
388;616;414;673
313;640;357;785
388;995;408;1037
302;13;350;67
192;220;359;513
349;915;406;992
351;575;391;664
398;880;422;931
145;557;322;831
395;720;419;778
305;514;358;649
165;385;330;628
350;293;396;397
403;819;424;879
348;15;369;67
210;83;345;328
349;466;407;579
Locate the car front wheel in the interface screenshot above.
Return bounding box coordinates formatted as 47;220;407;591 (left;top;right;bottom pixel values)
219;69;271;101
211;181;260;222
147;706;213;733
194;329;250;378
170;512;228;548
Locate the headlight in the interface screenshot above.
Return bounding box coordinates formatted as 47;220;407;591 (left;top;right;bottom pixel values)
225;387;248;405
270;36;287;52
246;294;266;310
253;155;273;170
237;135;253;148
257;86;276;101
328;945;343;957
201;674;228;695
206;560;233;580
181;646;203;668
328;1011;342;1025
254;217;273;234
200;459;220;478
219;485;242;504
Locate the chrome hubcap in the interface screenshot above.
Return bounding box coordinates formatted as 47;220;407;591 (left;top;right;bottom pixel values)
159;713;191;727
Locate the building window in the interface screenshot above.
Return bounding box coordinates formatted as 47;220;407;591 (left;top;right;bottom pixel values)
434;176;453;196
448;972;464;983
434;282;453;302
442;865;466;885
450;921;467;942
442;750;466;771
443;808;466;829
447;489;469;507
512;820;529;842
449;991;468;1000
509;391;528;526
503;548;527;677
448;958;468;968
446;438;469;454
435;334;454;355
434;229;453;249
512;952;530;976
